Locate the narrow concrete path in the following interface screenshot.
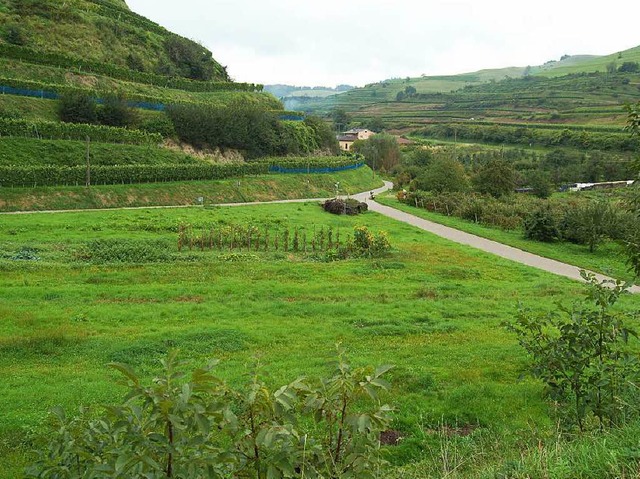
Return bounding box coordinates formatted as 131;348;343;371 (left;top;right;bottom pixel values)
357;182;639;294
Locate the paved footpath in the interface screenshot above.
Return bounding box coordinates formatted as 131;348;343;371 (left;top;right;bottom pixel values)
2;180;637;293
355;182;640;294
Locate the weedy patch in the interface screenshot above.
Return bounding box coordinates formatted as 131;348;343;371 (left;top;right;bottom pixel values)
107;329;251;367
6;246;41;261
75;238;174;264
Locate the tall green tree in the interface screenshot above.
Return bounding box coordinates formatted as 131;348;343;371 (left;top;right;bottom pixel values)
472;158;518;197
352;133;401;172
58;91;97;124
330;108;350;132
413;155;469;193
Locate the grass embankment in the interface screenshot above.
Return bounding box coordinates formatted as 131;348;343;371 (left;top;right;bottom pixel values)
0;167;383;211
0;202;639;477
0;137;203;167
376;194;635;283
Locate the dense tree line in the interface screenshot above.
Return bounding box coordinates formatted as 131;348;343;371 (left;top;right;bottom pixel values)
167;102;338;158
394;144;635;194
415;123;640;152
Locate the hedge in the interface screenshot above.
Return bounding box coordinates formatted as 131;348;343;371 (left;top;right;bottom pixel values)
0;157;364;187
0;44;262;93
0;118;162;145
0;77;163;105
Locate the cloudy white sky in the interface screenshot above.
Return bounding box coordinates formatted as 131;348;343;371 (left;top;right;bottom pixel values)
126;0;640;87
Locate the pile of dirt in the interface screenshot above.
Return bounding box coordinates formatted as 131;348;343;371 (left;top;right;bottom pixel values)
322;198;368;215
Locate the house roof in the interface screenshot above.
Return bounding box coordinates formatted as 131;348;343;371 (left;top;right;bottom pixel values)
344;128;370;134
337;134;358;142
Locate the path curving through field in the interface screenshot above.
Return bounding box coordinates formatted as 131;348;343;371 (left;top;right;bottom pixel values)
355;182;640;294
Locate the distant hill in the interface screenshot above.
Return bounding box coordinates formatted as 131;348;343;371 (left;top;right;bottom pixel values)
264;84;354;110
295;44;640;129
533;46;640;77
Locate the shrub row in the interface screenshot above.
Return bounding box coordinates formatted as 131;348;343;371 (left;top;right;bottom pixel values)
0;44;262;92
0;76;164;106
256;155;365;169
0;118;162;145
401;190;637;249
403;190;529;230
0;158;363;187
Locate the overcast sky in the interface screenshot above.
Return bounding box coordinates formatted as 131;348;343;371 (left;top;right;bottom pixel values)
126;0;640;87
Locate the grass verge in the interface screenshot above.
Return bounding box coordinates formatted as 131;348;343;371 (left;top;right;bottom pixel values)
0;167;383;212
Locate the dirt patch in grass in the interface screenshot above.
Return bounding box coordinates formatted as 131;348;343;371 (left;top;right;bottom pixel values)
380;429;403;446
426;424;478;437
96;297;161;304
174;295;205;303
65;72;99;88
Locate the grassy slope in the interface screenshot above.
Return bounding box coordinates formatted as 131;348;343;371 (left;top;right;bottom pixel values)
535;45;640;77
0;137;205;167
0;95;58;122
0;166;383;211
0;58;279;108
0;202;638;477
376;194;635;283
0;0;226;80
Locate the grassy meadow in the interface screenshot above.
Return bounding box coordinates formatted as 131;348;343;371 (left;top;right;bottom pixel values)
1;201;639;477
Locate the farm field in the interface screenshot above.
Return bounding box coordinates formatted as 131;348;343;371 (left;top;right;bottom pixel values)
2;202;639;477
376;194;637;284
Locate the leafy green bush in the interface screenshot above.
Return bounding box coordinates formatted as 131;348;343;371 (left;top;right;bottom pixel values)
138;115;176;138
27;347;393;478
278;120;319;155
352;226;392;258
168;102;331;158
167;101;281;157
523;207;560;242
58;91;97;124
559;201;615;252
76;238;174;263
505;273;640;431
5;23;27;46
96;95;137;127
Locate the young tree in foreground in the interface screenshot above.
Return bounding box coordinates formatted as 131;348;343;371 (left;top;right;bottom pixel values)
505;272;639;431
27;347;393;479
623;101;640;277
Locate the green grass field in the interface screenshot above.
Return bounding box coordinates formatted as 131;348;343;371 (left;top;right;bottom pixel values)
1;201;639;477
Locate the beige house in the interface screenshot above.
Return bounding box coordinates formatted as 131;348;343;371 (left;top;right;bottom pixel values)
337;128;375;151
